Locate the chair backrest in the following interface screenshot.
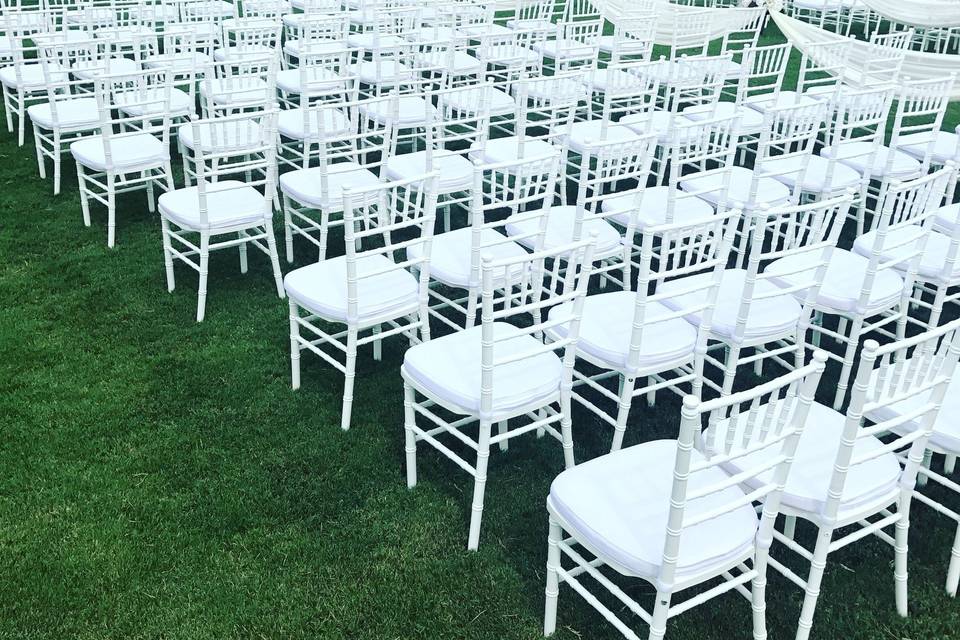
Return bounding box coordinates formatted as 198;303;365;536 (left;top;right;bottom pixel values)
821;318;960;525
729;43;792;108
795;36;852;100
858;29;912;87
606;13;656;64
560;0;603;23
287;11;350;47
342;171;439;325
632;209;741;380
511;0;554;28
238;0;289;20
669;351;827;591
593;60;662;139
549;18;602;71
290;45;355;108
468;152;563;288
35;35;97;122
93;67;174;169
221;18;281;54
719;5;768;64
666;7;713;60
189;108;280;226
427;82;492;158
509;70;584;152
888;75;956;175
739;194;852;345
199;53;278;116
647;54;730;122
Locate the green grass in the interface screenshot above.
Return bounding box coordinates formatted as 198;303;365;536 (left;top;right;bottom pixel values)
2;25;960;640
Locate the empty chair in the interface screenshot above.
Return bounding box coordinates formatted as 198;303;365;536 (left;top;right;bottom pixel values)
287;172;440;430
701;321;960;640
159;110;284;322
403;234;598;550
544;350;828;640
71;67;177;247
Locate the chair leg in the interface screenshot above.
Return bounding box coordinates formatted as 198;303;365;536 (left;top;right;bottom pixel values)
404;383;418;488
17;99;25;147
947;520;960;597
106;173;117;248
722;344;742;397
238;231;249;273
610;374;635;452
796;527;833;640
467;420;492;550
289;299;301;390
497;420;508;451
265;222;285;298
894;499;911;617
560;383;575;469
145;170;156;213
945;455;957;475
648;591;672;640
77;163;91;227
918;449;933;487
752;547;771;640
33;127;46;180
160;216;176;292
372;324;382;361
543;517;562;636
833;317;863;410
282;196;294;263
2;86;12;132
196;232;210;322
53;131;62;196
784;515;797;540
341;326;358;430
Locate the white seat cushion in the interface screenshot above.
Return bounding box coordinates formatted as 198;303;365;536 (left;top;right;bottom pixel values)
932;202;960;235
531;38;594;61
351;59;413;84
285;254;420;325
682;101;764;133
523;76;587;102
70;133;168;172
743;90;820;113
584;68;648;93
275;67;349;95
345;33;406;49
408;226;528;288
403;323;562;417
547;290;698;370
619;110;675;143
601;185;715;229
72;57;139;80
159;181;268;231
476;136;556;165
680;166;791;208
142;52;212;71
213;44;277;62
27;97;99;131
201;78;270;106
549;439;759;579
864;365;960;454
853;226;956;281
417;49;483;75
438;85;515;116
384;150;474;193
114;87;193;117
820;141;922;179
178;117;263;152
896;130;960;165
659;269;803;342
283;39;347;59
279;162;382;210
766;154;862;193
504;205;623;256
359;95;436;126
704;400;901;520
0;62;66;89
277;107;351;140
564;120;642;155
481;43;539;67
767;248;905;314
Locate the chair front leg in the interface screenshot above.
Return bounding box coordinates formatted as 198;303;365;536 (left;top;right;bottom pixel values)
467;419;493;550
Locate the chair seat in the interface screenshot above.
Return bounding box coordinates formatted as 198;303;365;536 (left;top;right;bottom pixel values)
481;43;539;67
474;136;556;165
766;154;862;193
114;87;193;118
403;323;562;417
547;291;698;371
72;57;139;80
549;439;759;579
704;400;901;521
404;26;461;44
359;95;436;126
820;141;922;179
417;49;483;75
895;130;960;165
523;76;587;101
27;97;99;131
71;133;168;172
351;60;413;85
277;107;351;140
583;68;647;93
202;78;270;106
345;33;406;49
213;44;277;62
680;166;791;209
932;202;960;235
864;366;960;454
408;226;528;289
279;162;382;210
285;254;421;325
767;248;905;314
283;39;347;59
0;62;66;89
384;150;473;194
564;120;642;155
504;205;623;256
619;110;674;142
142;52;212;71
682;101;765;133
438;85;515;116
595;34;648;57
458;23;513;37
531;38;595;61
659;269;803;342
853;226;954;281
178;117;264;152
506;18;553;31
159;181;268;231
601;185;716;230
744;90;820;113
276;67;349;95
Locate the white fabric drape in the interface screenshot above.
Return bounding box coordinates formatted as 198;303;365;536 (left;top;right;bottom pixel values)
770;10;960;98
595;0;766;46
857;0;960;29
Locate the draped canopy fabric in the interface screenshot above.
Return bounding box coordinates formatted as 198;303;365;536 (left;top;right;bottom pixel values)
769;9;960;98
857;0;960;29
595;0;767;46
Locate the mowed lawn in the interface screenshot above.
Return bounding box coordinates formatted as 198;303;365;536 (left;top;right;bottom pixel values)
2;21;960;639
